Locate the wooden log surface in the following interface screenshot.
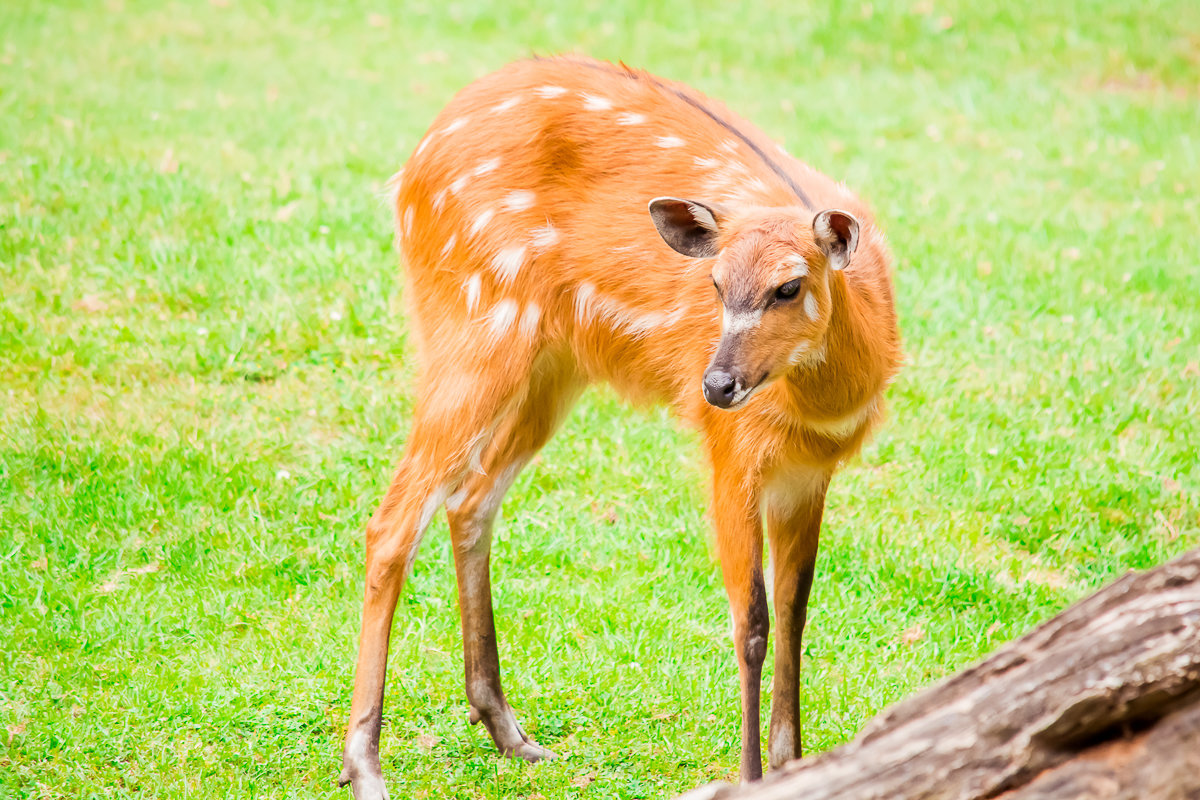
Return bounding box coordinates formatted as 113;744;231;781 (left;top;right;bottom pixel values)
679;547;1200;800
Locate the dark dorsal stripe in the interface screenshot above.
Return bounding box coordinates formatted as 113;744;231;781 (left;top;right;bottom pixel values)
537;56;815;211
660;86;815;210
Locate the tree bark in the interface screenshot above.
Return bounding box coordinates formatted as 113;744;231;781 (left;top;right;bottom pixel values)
679;547;1200;800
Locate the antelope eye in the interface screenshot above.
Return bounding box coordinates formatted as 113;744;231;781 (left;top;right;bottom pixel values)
775;279;802;300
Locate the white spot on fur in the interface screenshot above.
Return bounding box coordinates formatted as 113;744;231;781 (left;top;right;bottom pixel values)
581;93;613;111
518;302;540;337
432;188;447;212
723;160;751;177
656;136;686;148
785;255;809;278
489;96;521;114
444;116;470;135
788;339;827;367
440;233;457;259
465;429;491;475
745;176;770;195
723;308;763;336
450;175;469;196
768;726;794;769
343;726;376;770
469;207;495;237
577;284;687;337
490;246;526;284
415;136;433;157
473;157;500;177
464;272;481;312
574;282;596;324
720;138;740;154
702;184;733;202
488;299;519;338
612;303;685;336
804;292;818;320
535;85;568;98
617;112;646;125
401;205;414;238
444;487;468;513
806;412;865;439
764;464;828;518
531;224;560;250
701;160;760;204
453;458;530;551
694;156;723;170
800;400;877;440
407;484;452;570
502;190;536;211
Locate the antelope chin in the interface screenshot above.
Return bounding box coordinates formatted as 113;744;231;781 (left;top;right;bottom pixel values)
722;375;769;411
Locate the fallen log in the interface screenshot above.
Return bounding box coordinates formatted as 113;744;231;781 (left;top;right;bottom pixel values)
680;547;1200;800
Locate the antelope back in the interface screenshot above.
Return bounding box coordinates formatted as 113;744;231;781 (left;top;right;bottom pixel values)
391;56;890;417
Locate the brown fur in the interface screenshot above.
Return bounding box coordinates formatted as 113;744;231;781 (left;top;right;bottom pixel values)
340;56;901;797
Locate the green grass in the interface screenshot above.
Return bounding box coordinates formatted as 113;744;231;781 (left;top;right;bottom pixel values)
3;0;1199;797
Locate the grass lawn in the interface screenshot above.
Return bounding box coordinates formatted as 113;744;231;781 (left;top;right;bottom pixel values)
2;0;1198;797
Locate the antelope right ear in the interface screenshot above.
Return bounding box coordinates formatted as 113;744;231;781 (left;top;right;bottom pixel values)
812;209;860;271
648;197;725;258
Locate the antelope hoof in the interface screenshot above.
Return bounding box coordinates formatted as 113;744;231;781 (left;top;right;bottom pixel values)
505;740;557;763
339;755;389;800
467;703;557;763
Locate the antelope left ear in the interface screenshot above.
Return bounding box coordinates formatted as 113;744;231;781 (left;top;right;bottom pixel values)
813;209;860;271
648;197;725;258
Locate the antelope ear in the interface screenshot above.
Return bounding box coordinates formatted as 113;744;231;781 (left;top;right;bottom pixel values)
812;209;860;271
648;197;724;258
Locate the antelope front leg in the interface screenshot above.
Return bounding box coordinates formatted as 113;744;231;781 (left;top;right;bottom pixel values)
340;456;457;797
339;490;418;800
711;462;768;782
765;474;828;770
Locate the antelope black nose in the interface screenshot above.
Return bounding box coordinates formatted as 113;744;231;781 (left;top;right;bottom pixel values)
703;368;738;408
